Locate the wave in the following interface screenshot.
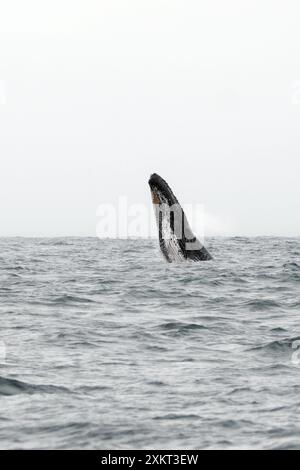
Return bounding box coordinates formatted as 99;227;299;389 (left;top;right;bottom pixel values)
248;336;300;353
153;413;200;420
50;295;96;304
1;265;26;271
283;262;300;269
244;299;282;310
270;327;288;333
283;262;300;281
159;321;207;336
0;376;69;397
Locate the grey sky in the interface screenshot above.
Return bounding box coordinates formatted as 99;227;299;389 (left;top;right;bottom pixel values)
0;1;299;237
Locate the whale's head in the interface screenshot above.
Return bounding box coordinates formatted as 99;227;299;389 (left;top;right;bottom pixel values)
148;173;178;207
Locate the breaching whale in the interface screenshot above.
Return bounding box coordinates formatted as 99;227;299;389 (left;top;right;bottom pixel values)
148;173;212;262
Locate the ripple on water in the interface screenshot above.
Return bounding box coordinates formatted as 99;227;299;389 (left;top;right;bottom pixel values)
0;237;300;450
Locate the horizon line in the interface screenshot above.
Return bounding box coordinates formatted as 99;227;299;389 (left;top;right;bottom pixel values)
0;235;299;239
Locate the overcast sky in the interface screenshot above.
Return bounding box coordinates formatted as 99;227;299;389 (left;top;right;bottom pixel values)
0;0;299;237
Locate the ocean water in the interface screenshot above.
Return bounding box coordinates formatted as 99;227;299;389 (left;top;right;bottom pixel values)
0;237;300;450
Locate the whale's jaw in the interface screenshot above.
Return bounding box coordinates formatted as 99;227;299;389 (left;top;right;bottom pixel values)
148;173;212;262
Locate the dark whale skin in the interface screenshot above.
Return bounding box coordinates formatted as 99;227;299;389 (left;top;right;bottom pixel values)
148;173;212;262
